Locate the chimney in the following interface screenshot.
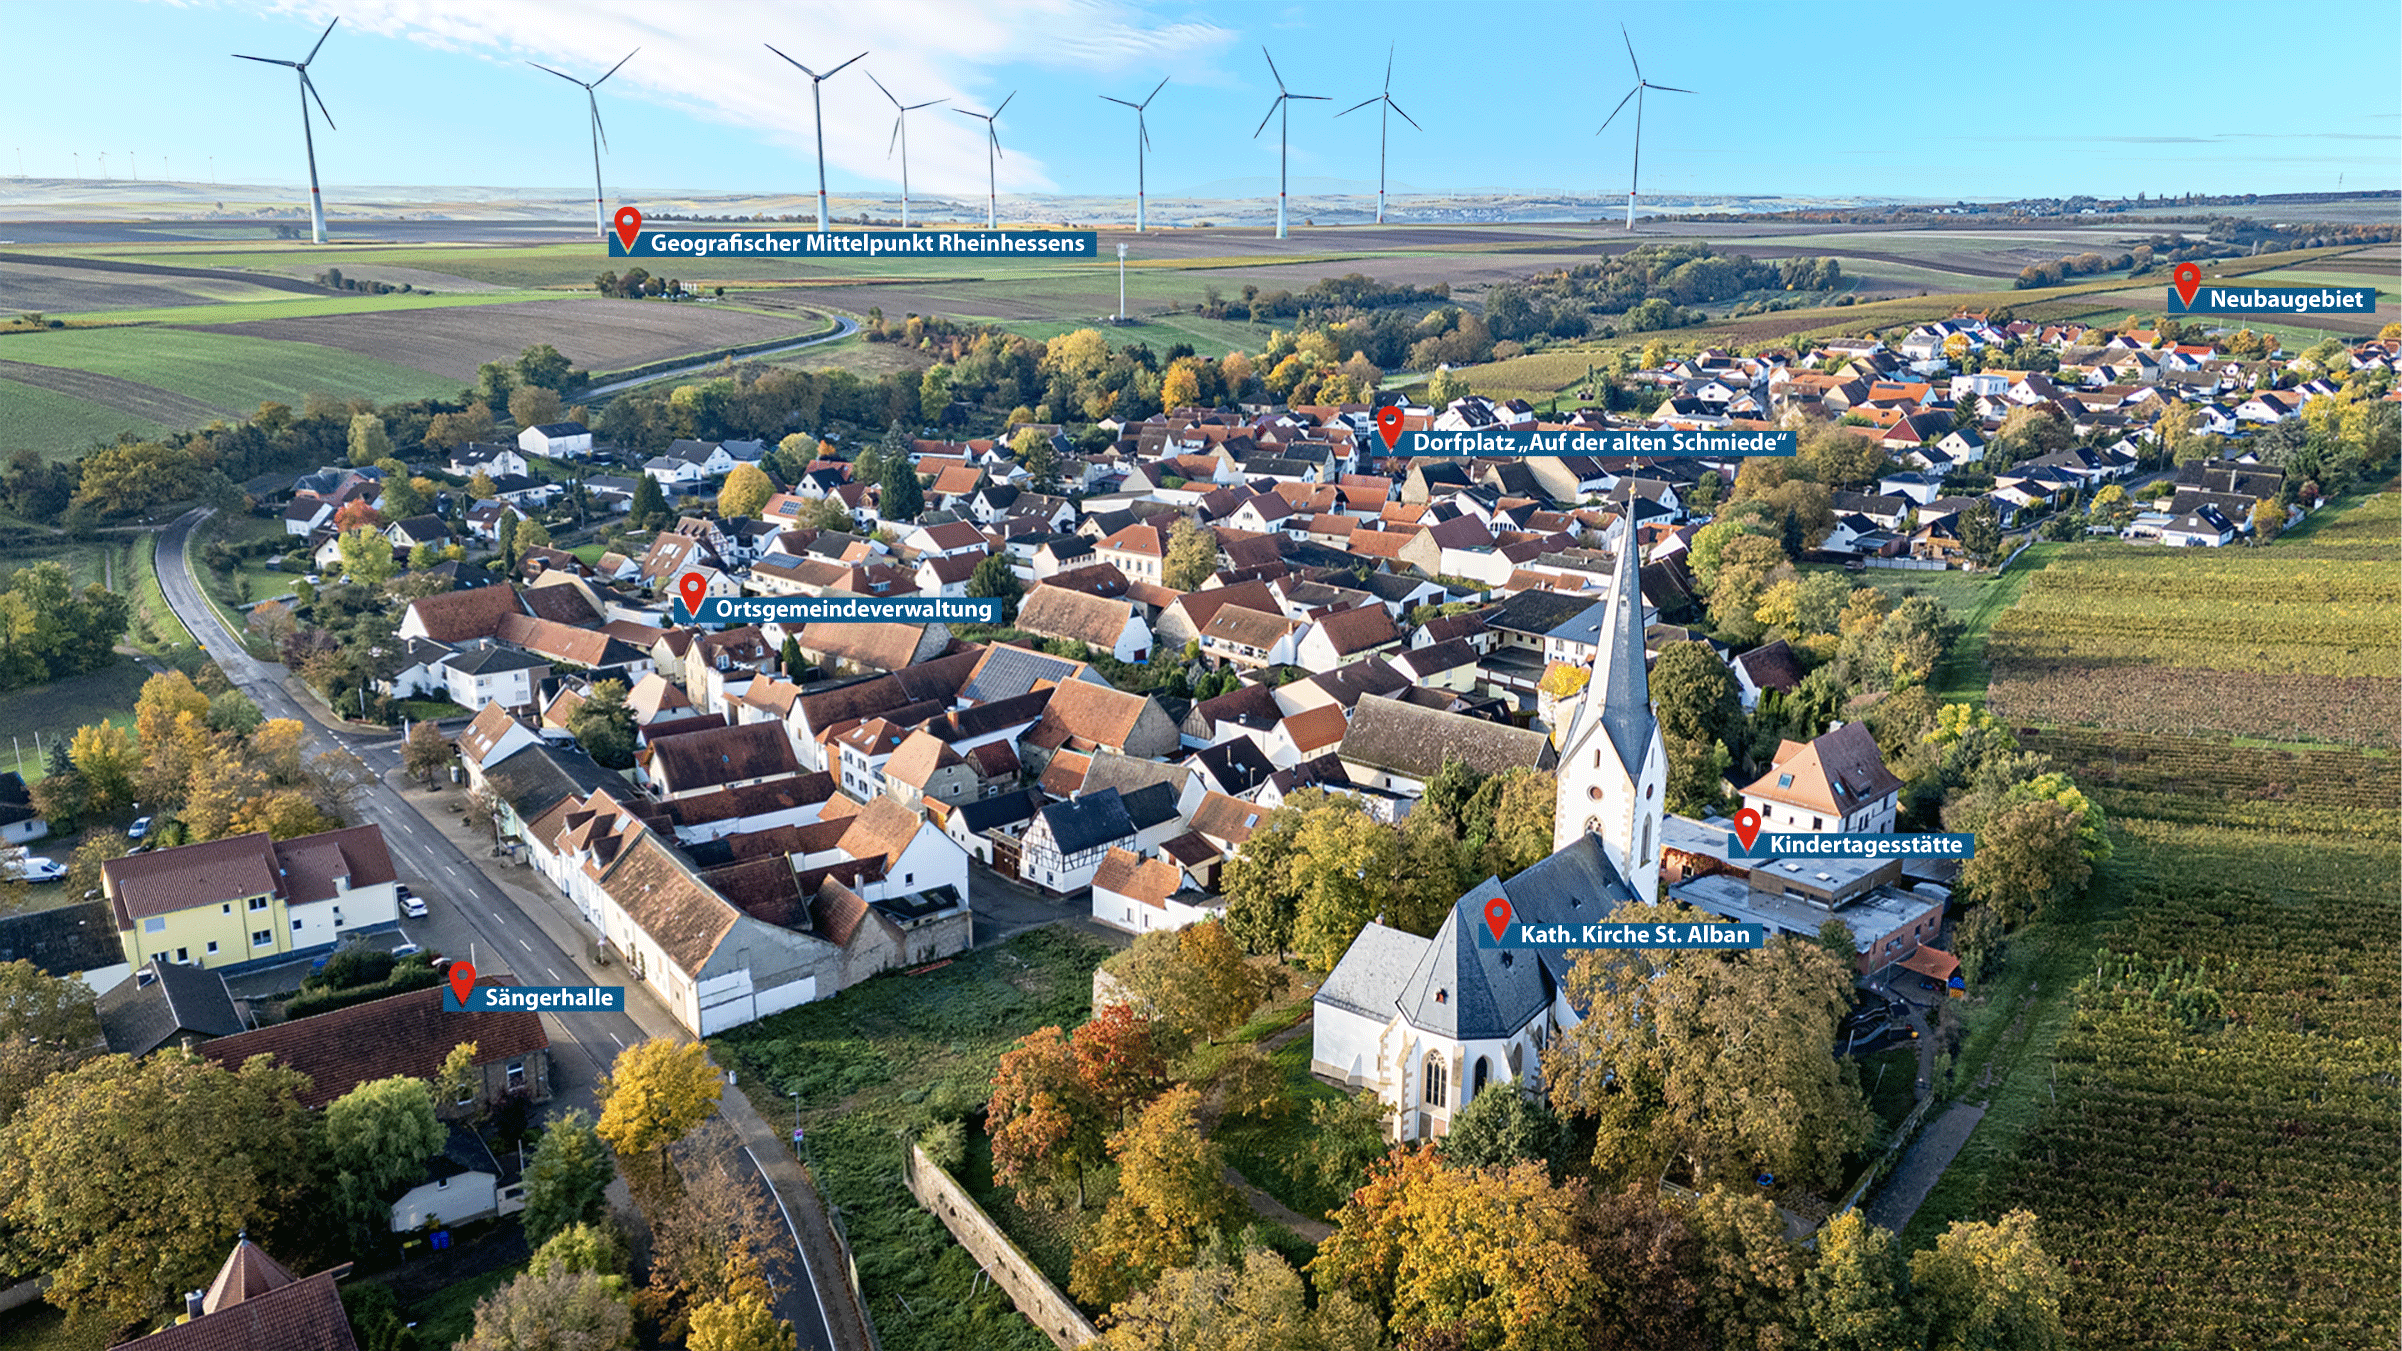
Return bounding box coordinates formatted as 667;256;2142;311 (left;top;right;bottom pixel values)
184;1290;205;1321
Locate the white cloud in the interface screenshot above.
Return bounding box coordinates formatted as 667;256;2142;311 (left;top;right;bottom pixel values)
255;0;1236;193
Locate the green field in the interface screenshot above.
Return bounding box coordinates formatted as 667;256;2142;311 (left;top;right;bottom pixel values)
0;377;176;452
60;287;563;326
0;661;151;784
0;327;453;412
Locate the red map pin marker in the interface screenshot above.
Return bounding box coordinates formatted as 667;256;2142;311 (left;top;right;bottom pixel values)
614;206;643;252
1483;896;1513;942
1732;807;1764;852
1375;404;1405;452
447;960;477;1009
678;571;707;616
2172;263;2202;309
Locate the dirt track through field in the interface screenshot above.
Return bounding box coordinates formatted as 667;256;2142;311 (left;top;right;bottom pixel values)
0;357;235;424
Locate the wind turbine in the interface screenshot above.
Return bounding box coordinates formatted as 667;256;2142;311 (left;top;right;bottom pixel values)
765;45;866;233
953;93;1015;230
529;49;636;241
867;72;942;228
1252;47;1326;241
1099;77;1167;233
234;15;339;245
1336;45;1419;226
1596;24;1691;232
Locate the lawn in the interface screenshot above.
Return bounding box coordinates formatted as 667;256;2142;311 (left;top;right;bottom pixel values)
1800;558;2032;708
1856;1044;1921;1134
0;661;151;783
712;926;1114;1351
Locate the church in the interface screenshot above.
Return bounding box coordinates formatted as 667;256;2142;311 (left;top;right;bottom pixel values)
1310;546;1666;1142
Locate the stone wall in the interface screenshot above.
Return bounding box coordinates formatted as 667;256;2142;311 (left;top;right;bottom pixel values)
901;1143;1097;1350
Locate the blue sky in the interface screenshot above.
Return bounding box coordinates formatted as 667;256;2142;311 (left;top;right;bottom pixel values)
5;0;2397;203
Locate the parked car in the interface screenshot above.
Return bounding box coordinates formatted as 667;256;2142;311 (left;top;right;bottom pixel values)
16;858;64;882
401;895;428;919
391;943;423;959
127;815;154;841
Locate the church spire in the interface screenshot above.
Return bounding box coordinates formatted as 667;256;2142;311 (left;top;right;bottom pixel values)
1583;542;1652;778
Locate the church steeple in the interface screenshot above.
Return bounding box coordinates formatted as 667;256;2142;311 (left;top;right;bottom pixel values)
1552;540;1665;901
1583;536;1654;780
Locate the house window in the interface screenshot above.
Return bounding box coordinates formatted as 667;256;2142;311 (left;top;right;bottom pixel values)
1812;817;1823;830
1423;1055;1448;1110
507;1061;525;1089
143;917;165;934
175;947;189;963
221;903;231;915
249;896;269;912
206;941;219;955
251;930;273;948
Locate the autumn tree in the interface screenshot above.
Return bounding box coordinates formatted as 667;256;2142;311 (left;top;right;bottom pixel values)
1576;1184;1708;1351
338;525;397;586
1068;1086;1245;1307
0;960;99;1127
1438;1086;1570;1175
595;1038;722;1189
1958;798;2091;932
1162;517;1218;590
68;722;138;811
1311;1147;1593;1351
0;1052;316;1328
1477;768;1557;879
324;1075;446;1243
403;721;453;788
1545;902;1872;1191
522;1109;615;1248
1110;919;1268;1048
647;1125;792;1320
1096;1242;1383;1351
347;412;393;468
1291;801;1403;971
686;1254;795;1351
1688;1184;1803;1351
1908;1210;2066;1351
987;1025;1106;1207
460;1263;634;1351
508;382;566;430
717;463;774;520
1798;1209;1917;1351
1070;1002;1171;1127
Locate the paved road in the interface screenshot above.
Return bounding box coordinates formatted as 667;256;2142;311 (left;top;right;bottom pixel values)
157;509;845;1351
581;316;861;399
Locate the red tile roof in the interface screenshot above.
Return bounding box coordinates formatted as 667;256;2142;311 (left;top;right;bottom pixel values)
198;977;547;1110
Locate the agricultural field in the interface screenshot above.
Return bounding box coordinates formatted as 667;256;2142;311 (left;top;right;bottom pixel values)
1985;494;2401;748
1901;487;2400;1349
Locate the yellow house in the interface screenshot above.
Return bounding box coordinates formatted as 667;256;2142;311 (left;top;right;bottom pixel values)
104;826;400;972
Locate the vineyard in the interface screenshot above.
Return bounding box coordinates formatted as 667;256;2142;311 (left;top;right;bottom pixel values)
1988;498;2402;747
2017;728;2400;838
1987;822;2399;1349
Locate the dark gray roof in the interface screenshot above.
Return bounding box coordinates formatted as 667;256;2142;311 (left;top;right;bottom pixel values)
1396;893;1551;1040
1080;751;1187;802
1338;696;1555;781
1486;588;1610;640
1194;739;1274;796
0;901;121;977
1299;658;1410;710
1565;541;1653;779
1497;832;1645;991
959;647;1085;705
1316;921;1433;1022
446;645;549;676
483;743;626;826
97;959;246;1056
957;788;1045;834
1117;781;1181;832
528;421;588;437
1039;789;1137;855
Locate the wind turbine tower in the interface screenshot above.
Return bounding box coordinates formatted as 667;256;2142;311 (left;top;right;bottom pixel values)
867;72;943;228
765;45;866;232
1336;45;1419;226
1596;25;1692;231
530;49;637;241
1253;48;1326;240
234;16;340;244
1099;77;1167;232
953;93;1015;230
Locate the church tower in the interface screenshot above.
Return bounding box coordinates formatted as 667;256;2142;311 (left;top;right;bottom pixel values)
1552;536;1667;901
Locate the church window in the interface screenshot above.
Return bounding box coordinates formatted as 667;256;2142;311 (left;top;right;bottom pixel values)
1473;1057;1492;1098
1588;784;1604;801
1641;818;1653;862
1583;816;1601;835
1423;1055;1448;1109
1644;783;1654;800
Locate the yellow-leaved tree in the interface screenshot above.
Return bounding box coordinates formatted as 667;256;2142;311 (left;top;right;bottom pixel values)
595;1038;721;1189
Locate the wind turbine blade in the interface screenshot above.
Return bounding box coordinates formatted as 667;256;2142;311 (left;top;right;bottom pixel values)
234;54;298;67
590;92;609;152
305;15;338;66
1261;46;1287;93
952;108;985;121
595;48;636;86
1292;94;1329;101
1141;76;1168;107
1337;96;1379;117
889;117;901;157
1621;23;1640;79
992;90;1015;117
1141;118;1151;151
1597;85;1638;133
1101;95;1138;109
824;51;868;79
1389;97;1422;131
530;61;584;86
990;126;1003;159
1384;44;1394;94
302;72;335;130
763;45;818;79
1253;97;1282;139
1646;82;1695;94
867;70;900;107
905;99;944;111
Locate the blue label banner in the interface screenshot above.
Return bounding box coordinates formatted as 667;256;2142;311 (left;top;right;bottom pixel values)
1726;832;1975;860
2167;284;2378;316
445;986;625;1013
1475;920;1766;949
609;229;1098;259
678;595;1007;625
1395;428;1792;458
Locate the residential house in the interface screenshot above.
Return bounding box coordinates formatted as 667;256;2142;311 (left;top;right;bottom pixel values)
1091;847;1219;934
95;957;246;1057
644;721;802;798
1293;604;1403;673
517;420;593;459
1016;585;1152;663
103;826;400;973
1730;639;1803;713
109;1239;358;1351
1019;790;1141;894
1336;696;1555;799
200;976;551;1114
1739;722;1903;834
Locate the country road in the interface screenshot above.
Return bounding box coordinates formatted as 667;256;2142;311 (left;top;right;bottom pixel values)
155;508;856;1351
581;315;862;399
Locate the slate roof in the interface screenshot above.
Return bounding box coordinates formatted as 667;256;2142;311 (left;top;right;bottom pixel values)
1338;697;1554;781
1396;894;1552;1040
96;959;246;1056
1117;781;1182;832
198;977;548;1109
956;787;1045;834
1036;790;1138;855
1194;738;1275;796
1316;921;1435;1022
482;743;627;830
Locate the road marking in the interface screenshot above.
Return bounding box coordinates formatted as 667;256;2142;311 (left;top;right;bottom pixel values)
518;938;532;952
743;1143;839;1351
609;1033;624;1048
446;866;459;877
546;967;560;980
494;911;504;923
